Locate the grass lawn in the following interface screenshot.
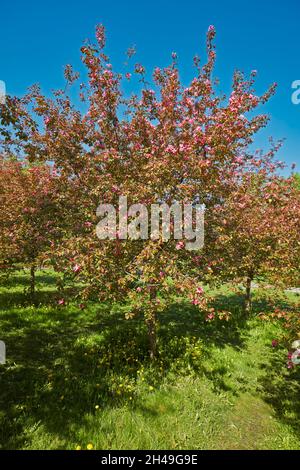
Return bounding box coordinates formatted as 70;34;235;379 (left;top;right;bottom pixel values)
0;270;300;450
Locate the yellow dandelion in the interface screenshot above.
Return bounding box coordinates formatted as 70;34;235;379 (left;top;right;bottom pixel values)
87;443;93;450
95;405;100;410
75;445;81;451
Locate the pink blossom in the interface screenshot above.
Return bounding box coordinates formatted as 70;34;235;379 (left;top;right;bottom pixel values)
271;340;278;348
58;299;65;306
95;24;105;49
166;145;177;154
135;64;145;74
206;313;215;321
208;313;214;320
196;287;204;295
73;264;81;274
176;241;185;250
235;157;244;165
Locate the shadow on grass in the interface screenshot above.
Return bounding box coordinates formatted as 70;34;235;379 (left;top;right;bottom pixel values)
0;287;253;449
3;279;293;449
0;272;58;289
161;297;252;396
0;270;78;310
259;351;300;441
0;304;118;449
162;297;249;349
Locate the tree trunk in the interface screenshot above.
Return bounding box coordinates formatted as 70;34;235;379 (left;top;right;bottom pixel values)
146;312;157;360
245;276;252;314
30;264;36;297
146;286;157;360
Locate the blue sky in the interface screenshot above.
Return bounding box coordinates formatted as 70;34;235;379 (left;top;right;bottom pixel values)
0;0;299;172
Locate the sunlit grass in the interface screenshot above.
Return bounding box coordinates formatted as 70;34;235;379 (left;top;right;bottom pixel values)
0;270;299;449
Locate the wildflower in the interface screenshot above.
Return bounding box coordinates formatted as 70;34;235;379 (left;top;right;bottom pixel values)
271;340;278;348
58;298;65;306
196;287;204;295
95;405;100;410
291;349;300;365
75;445;81;451
87;443;94;450
292;340;300;349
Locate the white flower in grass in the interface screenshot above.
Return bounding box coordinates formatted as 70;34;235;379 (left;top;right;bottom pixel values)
291;349;300;365
291;340;300;349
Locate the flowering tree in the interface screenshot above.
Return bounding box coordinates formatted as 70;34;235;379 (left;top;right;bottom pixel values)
202;173;300;313
0;157;63;294
293;172;300;190
0;24;283;356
